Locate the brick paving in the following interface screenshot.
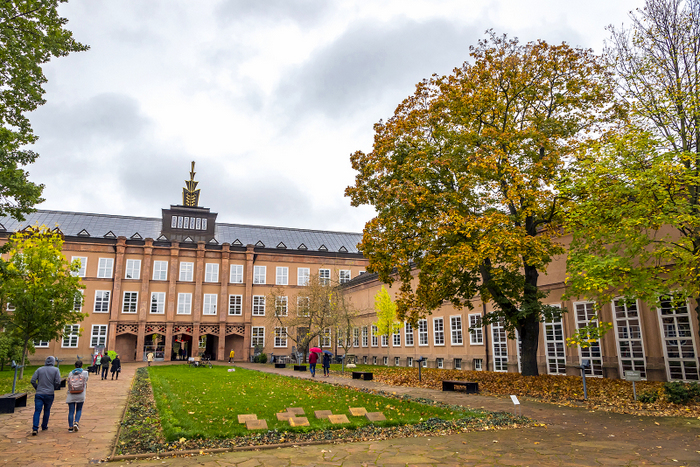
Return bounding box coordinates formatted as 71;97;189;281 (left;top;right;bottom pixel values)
1;361;699;466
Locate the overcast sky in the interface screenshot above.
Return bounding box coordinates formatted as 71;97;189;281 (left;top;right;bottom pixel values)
27;0;642;233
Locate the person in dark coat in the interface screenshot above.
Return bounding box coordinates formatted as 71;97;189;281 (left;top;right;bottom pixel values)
322;352;331;377
308;351;318;377
100;352;111;380
110;355;121;380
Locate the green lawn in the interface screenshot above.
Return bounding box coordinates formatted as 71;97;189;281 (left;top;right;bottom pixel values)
148;365;481;441
0;364;72;395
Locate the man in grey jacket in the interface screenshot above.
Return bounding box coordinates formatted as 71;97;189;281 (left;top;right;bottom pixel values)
30;356;62;435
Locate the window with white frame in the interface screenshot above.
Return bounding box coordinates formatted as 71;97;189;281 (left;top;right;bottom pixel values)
297;267;310;286
405;322;414;346
125;259;141;279
492;318;508;372
203;294;217;315
373;356;377;365
152;260;168;280
122;292;138;313
177;293;192;315
321;328;331;347
613;298;646;378
205;263;219;282
253;266;266;284
450;316;463;345
73;291;83;312
407;356;413;367
275;296;288;316
62;324;79;348
72;256;87;277
97;258;113;278
543;307;566;375
575;301;604;377
394;356;400;366
371;325;378;347
230;264;243;283
353;327;360;347
658;294;699;381
251;326;265;347
437;358;444;369
252;295;265;316
6;303;14;311
276;267;288;285
339;270;351;284
150;292;165;314
228;295;242;315
91;325;107;348
33;340;49;348
454;358;462;370
94;291;110;313
418;319;428;346
434;318;445;345
473;358;483;371
297;296;310;316
381;334;388;347
319;268;330;285
179;262;194;281
383;356;388;365
362;326;368;347
274;327;288;347
422;359;427;368
393;329;401;347
468;314;483;344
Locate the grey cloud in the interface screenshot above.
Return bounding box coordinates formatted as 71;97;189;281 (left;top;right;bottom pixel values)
214;0;330;28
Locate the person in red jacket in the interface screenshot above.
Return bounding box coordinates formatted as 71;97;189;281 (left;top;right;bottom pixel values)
308;351;318;377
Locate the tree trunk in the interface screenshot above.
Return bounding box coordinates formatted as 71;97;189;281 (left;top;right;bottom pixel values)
519;313;541;376
19;338;28;380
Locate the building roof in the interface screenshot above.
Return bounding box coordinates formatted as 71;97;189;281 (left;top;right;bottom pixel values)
0;210;364;254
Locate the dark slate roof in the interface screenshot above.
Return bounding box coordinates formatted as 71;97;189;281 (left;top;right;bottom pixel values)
0;210;364;254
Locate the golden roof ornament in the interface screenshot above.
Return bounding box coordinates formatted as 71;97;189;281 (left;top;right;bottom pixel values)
182;161;201;207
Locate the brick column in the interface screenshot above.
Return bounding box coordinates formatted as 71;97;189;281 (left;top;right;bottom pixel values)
164;241;180;361
135;239;153;362
218;244;230;361
165;322;174;361
108;237;126;351
244;245;255;361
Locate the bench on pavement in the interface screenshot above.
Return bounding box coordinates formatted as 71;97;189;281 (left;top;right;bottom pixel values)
293;365;307;371
442;380;478;393
274;363;286;369
352;371;373;381
0;393;27;414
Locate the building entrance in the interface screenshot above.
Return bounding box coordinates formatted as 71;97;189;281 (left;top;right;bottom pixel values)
172;334;192;361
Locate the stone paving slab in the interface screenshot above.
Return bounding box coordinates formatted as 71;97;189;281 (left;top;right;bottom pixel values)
237;413;257;423
314;410;332;419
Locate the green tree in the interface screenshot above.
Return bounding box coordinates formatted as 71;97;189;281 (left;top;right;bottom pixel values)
0;1;88;219
0;330;27;371
373;286;400;356
346;32;616;375
564;0;700;345
0;226;85;378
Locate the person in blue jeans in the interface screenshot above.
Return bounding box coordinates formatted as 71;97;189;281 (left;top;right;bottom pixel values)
308;351;318;377
30;356;62;435
66;360;89;432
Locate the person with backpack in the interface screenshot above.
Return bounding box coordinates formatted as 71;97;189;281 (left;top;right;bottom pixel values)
66;360;88;432
30;356;62;436
110;354;121;380
100;352;111;380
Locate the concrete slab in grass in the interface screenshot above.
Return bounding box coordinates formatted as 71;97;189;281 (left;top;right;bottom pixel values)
287;407;305;415
288;416;310;427
237;414;258;424
246;419;268;430
314;410;332;419
365;412;386;422
349;407;367;416
276;412;294;421
328;414;350;424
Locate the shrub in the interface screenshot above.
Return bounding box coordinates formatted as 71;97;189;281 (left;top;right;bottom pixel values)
663;381;700;404
638;389;659;403
258;353;268;364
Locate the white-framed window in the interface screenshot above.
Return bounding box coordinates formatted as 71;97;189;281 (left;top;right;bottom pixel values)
152;260;168;280
62;324;79;348
73;291;84;312
392;330;401;347
613;298;646;379
383;356;388;365
394;356;400;366
94;291;110;313
319;268;330;285
468;313;484;344
658;294;699;381
418;319;428;346
543;305;566;375
575;301;604;377
339;270;351;284
203;294;217;315
321;327;331;347
373;356;377;365
297;267;310;286
381;334;388;347
6;303;15;311
276;267;288;285
405;322;414;346
407;356;413;367
253;265;266;284
33;340;49;348
474;358;483;371
205;263;219;282
353;327;360;347
454;358;462;370
251;326;265;347
230;264;243;283
275;296;288;316
125;259;141;279
252;295;265;316
371;325;378;347
274;327;288;347
492;318;508;372
450;316;463;345
422;359;427;368
177;293;192;315
362;326;368;347
434;318;445;346
437;358;444;369
199;335;206;349
122;292;138;313
179;262;194;281
97;258;113;278
72;256;87;277
228;295;242;315
150;292;165;314
90;325;107;348
363;356;368;364
296;296;310;317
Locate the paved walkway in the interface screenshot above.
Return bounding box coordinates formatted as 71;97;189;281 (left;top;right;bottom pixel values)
2;362;699;466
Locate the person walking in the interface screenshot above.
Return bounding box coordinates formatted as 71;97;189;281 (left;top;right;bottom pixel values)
100;352;111;380
30;356;61;435
322;352;331;377
110;354;121;380
228;349;235;363
93;353;101;374
308;351;318;377
66;360;88;432
147;351;154;366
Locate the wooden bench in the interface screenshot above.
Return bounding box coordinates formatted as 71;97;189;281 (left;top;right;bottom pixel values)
293;365;307;371
0;393;27;414
442;380;478;393
352;371;373;381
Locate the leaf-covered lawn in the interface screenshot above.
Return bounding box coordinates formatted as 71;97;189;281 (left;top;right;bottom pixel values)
148;365;484;441
332;365;700;417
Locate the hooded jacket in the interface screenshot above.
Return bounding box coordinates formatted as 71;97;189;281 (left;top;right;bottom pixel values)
30;356;62;395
